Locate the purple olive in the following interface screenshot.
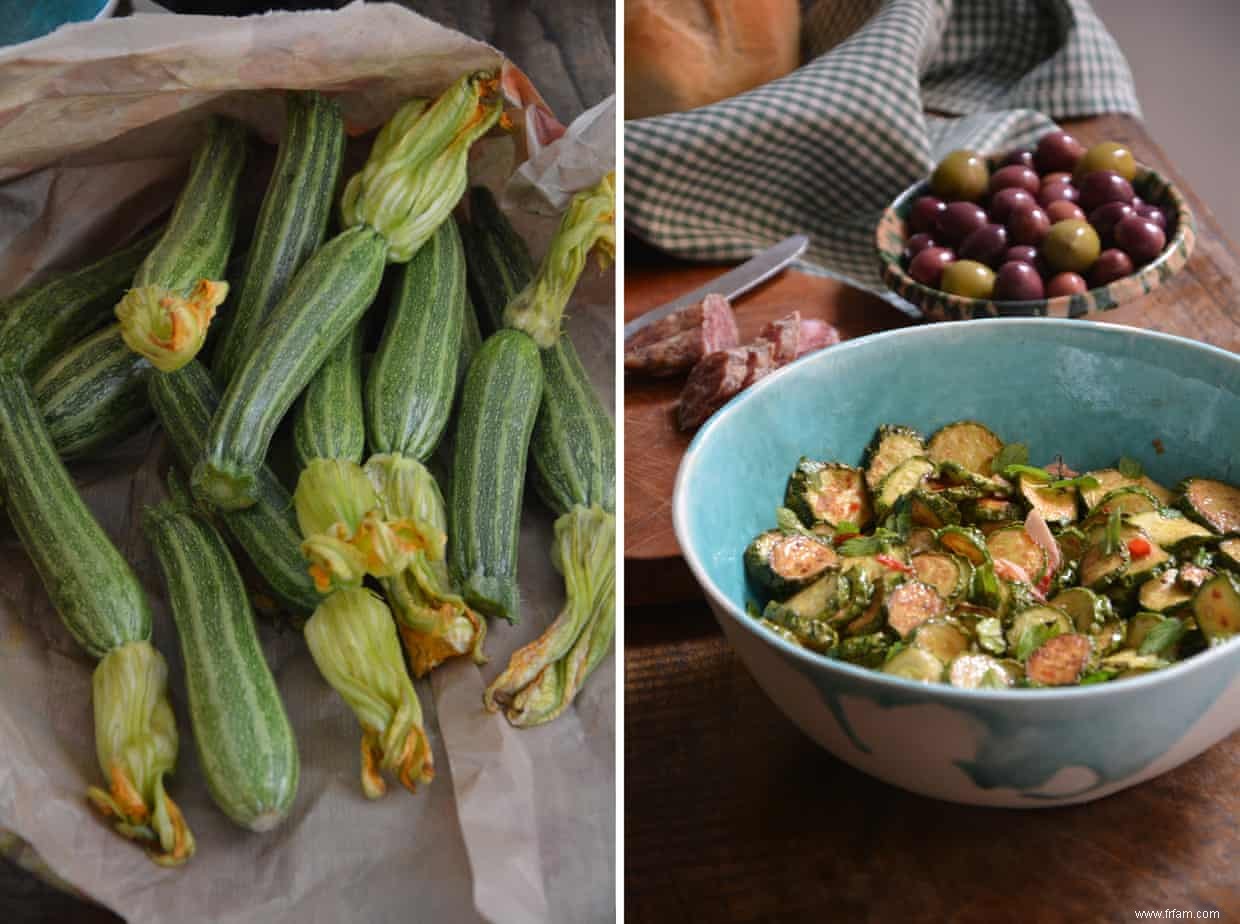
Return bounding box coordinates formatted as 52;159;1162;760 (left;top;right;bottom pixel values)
1007;203;1051;246
936;201;989;246
1002;148;1036;169
1131;195;1145;210
1046;272;1089;297
1089;248;1136;287
1077;170;1135;213
1089;201;1137;242
1114;214;1167;264
1003;244;1039;265
989;165;1041;196
908;246;956;287
908;196;947;235
1035;130;1085;174
994;261;1046;301
1045;200;1085;224
958;223;1009;267
1135;203;1168;230
1042;171;1072;185
1037;179;1079;208
903;232;938;261
989;187;1036;223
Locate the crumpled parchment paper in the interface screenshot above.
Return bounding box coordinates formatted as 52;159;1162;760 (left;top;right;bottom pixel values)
0;5;615;923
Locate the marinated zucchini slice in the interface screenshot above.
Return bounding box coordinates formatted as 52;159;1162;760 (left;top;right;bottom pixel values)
1050;586;1113;633
910;552;971;601
926;421;1004;476
1054;527;1089;564
1193;572;1240;643
1079;525;1133;590
1006;605;1073;652
1116;529;1170;587
1020;478;1078;525
908;489;959;529
1088;485;1162;518
881;647;944;683
1125;611;1167;650
1080;470;1172;510
935;461;1014;498
1179;478;1240;535
864;424;925;491
986;525;1048;584
1126;510;1213;551
884;580;946;638
840;549;910;589
1091;619;1126;657
1218;537;1240;569
948;653;1015;689
935;525;990;567
911;618;970;664
875;456;935;517
907;527;937;554
782;615;840;654
744;530;839;598
759;619;804;648
785;459;873;530
961;496;1022;525
833;632;892;668
846;587;886;636
764;572;844;624
1026;633;1092;686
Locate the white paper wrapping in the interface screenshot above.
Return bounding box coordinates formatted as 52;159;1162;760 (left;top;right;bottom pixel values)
0;5;615;922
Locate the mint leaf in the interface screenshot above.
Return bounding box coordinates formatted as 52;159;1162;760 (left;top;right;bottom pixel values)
973;562;1000;602
1139;617;1186;656
775;506;808;533
1002;463;1052;483
838;535;882;556
992;443;1029;472
1048;474;1100;491
979;668;1009;689
834;520;860;536
883;640;909;664
1079;670;1117;685
1015;621;1061;661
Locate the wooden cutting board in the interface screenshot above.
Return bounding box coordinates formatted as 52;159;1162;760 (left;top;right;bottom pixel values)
623;265;918;603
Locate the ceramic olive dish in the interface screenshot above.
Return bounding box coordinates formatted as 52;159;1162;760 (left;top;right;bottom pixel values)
672;319;1240;807
875;161;1195;320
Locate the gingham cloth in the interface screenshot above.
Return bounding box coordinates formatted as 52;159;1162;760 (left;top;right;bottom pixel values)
624;0;1140;303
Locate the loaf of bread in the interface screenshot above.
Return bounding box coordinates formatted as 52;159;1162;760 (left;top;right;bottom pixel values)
625;0;802;119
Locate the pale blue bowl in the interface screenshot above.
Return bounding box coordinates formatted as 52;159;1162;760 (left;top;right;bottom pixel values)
0;0;115;47
673;318;1240;806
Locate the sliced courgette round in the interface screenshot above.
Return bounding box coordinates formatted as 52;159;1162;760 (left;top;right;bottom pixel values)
744;530;839;599
1080;470;1172;510
1125;611;1167;650
1091;619;1126;657
947;653;1014;689
986;524;1049;584
961;496;1023;525
1050;586;1114;633
882;647;944;683
911;618;970;664
1218;538;1240;570
927;421;1005;476
1126;509;1214;551
910;552;972;601
785;458;873;530
1137;569;1194;614
909;489;960;529
1020;477;1078;525
1079;526;1133;590
1026;633;1092;686
1006;605;1073;651
884;580;946;639
935;525;990;566
1178;478;1240;536
875;456;936;517
864;424;925;492
1193;571;1240;644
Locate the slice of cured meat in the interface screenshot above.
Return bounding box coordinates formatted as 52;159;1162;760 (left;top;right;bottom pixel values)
676;347;749;431
624;293;739;377
759;312;841;366
741;338;776;387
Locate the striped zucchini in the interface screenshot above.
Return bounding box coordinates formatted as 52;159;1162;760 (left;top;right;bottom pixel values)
0;362;151;657
365;218;466;460
144;484;300;832
0;223;162;375
35;325;152;460
194;225;388;510
212;92;345;386
293;322;365;468
463;187;615;513
149;360;321;617
449;330;544;621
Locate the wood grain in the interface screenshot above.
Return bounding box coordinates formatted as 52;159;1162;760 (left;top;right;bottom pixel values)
623;114;1240;604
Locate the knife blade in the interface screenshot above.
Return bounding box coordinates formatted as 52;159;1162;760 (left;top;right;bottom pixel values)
623;234;810;339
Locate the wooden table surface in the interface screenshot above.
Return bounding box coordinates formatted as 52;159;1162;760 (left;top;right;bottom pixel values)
0;1;613;919
626;113;1240;922
624;113;1240;605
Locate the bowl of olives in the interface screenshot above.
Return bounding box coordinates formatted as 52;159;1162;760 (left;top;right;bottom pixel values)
876;132;1196;320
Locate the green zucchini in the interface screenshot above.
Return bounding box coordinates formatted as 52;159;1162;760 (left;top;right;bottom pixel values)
908;489;959;529
34;325;151;459
1089;485;1161;517
1007;605;1073;654
1137;569;1195;614
926;421;1004;475
195;225;388;510
293;322;365;468
365;219;466;460
911;618;970;663
1050;586;1114;632
149;360;321;618
884;580;946;638
449;330;545;621
116;117;247;372
875;456;935;517
0;362;151;657
864;424;925;492
985;525;1048;583
1025;633;1092;686
1193;571;1240;643
763;572;844;625
961;496;1022;524
144;484;299;832
935;525;991;567
882;647;944;682
786;459;872;530
0;224;162;375
948;653;1015;689
910;552;971;601
1080;469;1173;510
1178;477;1240;535
1126;509;1214;550
744;529;839;598
1218;538;1240;569
212;91;345;386
1019;477;1078;525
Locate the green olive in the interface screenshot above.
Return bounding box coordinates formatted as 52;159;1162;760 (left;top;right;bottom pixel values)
940;260;996;298
1043;220;1101;273
930;150;989;202
1074;141;1137;182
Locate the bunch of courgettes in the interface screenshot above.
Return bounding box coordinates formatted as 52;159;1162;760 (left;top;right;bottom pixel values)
0;67;614;867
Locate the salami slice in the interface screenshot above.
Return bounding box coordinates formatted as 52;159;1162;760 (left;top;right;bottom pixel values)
741;339;776;387
624;293;739;377
676;347;748;431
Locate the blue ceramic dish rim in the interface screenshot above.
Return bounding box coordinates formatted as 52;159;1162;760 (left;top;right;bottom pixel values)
672;317;1240;704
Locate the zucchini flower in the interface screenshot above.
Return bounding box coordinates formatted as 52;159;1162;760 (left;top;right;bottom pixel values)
304;588;433;798
502;172;615;348
85;641;194;866
484;506;615;717
294;458;434;593
115;278;228;372
366;454;485;675
340;71;504;263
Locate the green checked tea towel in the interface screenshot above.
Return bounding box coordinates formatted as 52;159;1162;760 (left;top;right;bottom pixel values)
624;0;1140;308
